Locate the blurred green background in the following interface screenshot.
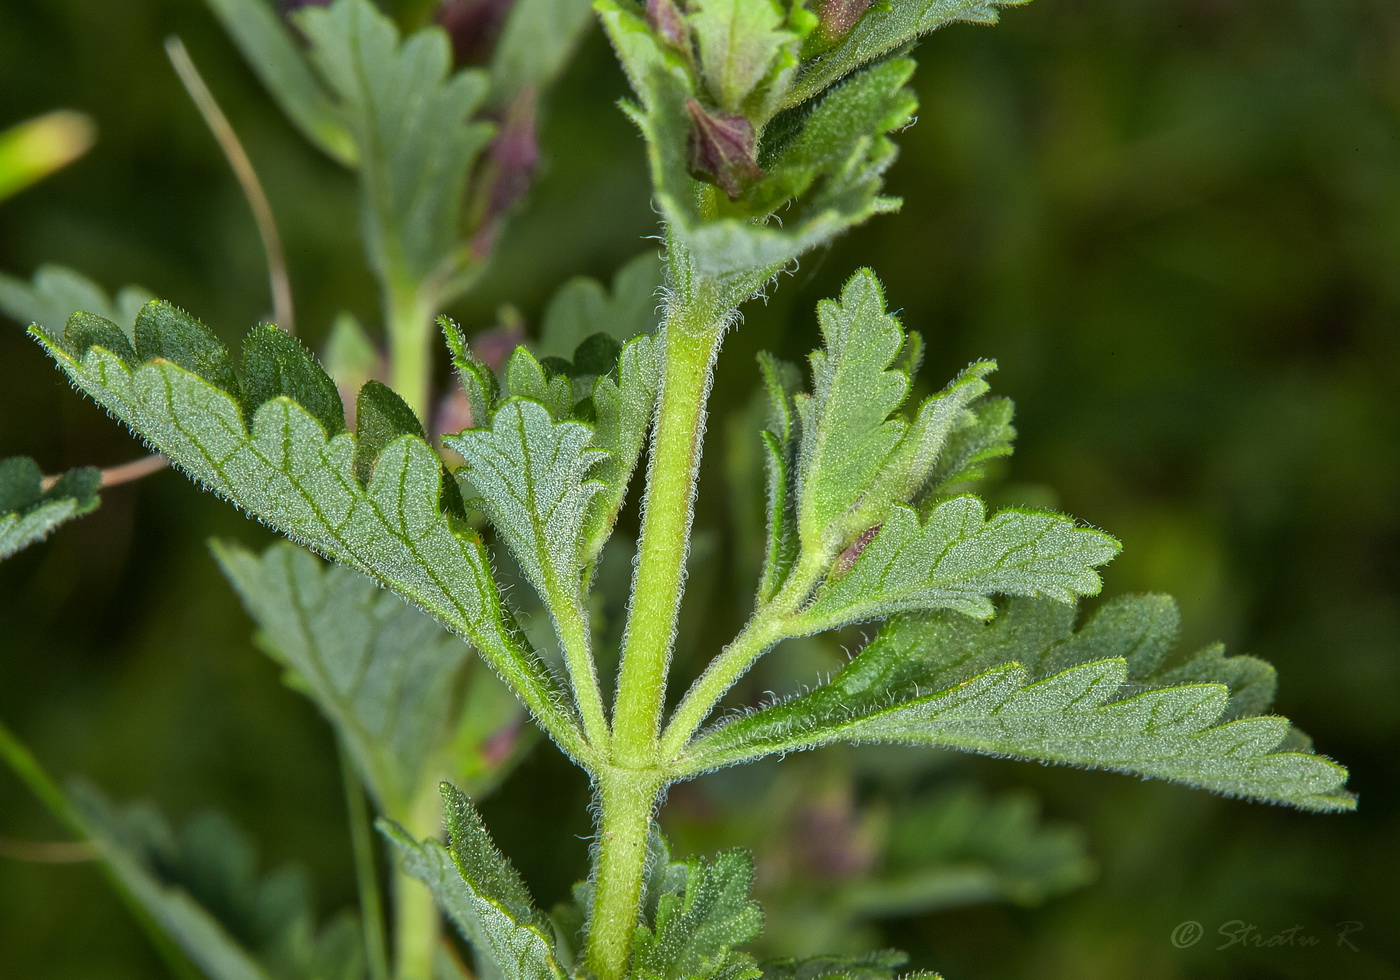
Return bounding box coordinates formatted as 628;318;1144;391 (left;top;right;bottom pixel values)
1;0;1397;977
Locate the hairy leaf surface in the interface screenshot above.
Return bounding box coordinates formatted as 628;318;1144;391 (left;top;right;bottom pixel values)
683;598;1354;811
34;308;585;759
633;848;764;980
383;784;565;980
0;455;101;560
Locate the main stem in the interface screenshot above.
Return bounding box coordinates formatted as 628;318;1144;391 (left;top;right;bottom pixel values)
587;280;728;980
393;783;443;980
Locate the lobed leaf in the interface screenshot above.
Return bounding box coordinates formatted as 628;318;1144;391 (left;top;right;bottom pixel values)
383;784;565;980
689;0;797;112
0;455;101;561
33;306;586;760
0;263;153;334
632;848;764;980
682;597;1355;812
791;498;1120;630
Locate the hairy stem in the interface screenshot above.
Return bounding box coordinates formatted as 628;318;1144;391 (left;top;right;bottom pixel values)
386;279;438;421
586;766;664;980
554;598;611;748
393;782;442;980
611;297;726;767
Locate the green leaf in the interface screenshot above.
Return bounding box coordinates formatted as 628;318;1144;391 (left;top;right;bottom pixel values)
632;848;764;980
537;252;662;360
489;0;597;105
689;0;797;112
135;301;242;397
0;455;101;560
842;787;1093;915
0;263;153;334
243;323;346;435
682;597;1355;812
792;498;1119;630
504;347;574;421
792;269;998;557
921;396;1015;497
202;0;357;165
299;0;494;288
583;334;661;562
445;400;606;614
71;781;362;980
382;784;566;980
213;540;487;815
33;319;587;761
755;353;803;601
760;951;908;980
787;0;1034;107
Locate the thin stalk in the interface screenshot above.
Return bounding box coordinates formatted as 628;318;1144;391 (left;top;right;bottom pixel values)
341;745;391;980
553;599;611;749
165;37;294;333
610;299;726;768
41;454;167;493
659;550;828;759
393;782;442;980
585;766;664;980
386;279;438;421
0;719;202;980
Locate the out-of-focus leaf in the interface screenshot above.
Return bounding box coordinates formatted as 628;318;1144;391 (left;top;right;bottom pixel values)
0;456;101;561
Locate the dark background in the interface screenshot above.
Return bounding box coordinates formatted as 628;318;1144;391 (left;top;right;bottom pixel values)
1;0;1397;977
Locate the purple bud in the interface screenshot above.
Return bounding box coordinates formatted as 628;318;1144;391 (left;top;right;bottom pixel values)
438;0;516;67
685;99;761;201
646;0;690;52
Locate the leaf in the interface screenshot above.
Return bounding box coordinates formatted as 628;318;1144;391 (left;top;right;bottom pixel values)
0;263;153;334
214;540;483;815
489;0;597;106
787;0;1034;107
537;252;663;360
583;334;661;562
299;0;494;289
841;787;1093;915
33;313;586;760
202;0;357;165
792;269;997;557
445;400;606;615
792;498;1120;630
382;784;566;980
632;848;764;980
921;396;1015;497
755;353;803;601
681;597;1355;812
0;455;102;561
760;950;909;980
71;781;363;980
243;324;346;435
689;0;797;112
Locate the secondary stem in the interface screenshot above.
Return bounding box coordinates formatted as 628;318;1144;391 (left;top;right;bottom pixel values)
341;746;391;980
386;278;438;422
393;782;443;980
610;297;726;767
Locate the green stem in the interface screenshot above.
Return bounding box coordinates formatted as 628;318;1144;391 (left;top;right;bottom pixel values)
386;278;438;421
554;598;611;748
393;782;442;980
585;766;664;980
610;297;727;768
341;745;391;980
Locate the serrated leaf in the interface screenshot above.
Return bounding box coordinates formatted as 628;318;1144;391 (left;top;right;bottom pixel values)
0;264;153;334
71;782;362;980
445;400;606;611
633;849;764;980
922;396;1015;497
787;0;1034;107
504;347;575;420
0;455;101;560
382;785;565;980
214;540;483;815
299;0;494;290
682;598;1355;812
689;0;797;112
135;301;242;396
793;499;1119;630
755;353;803;601
243;324;346;435
583;334;661;562
203;0;356;165
33;322;586;760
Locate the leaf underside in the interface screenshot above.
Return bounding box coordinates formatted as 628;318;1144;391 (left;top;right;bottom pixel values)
0;455;101;561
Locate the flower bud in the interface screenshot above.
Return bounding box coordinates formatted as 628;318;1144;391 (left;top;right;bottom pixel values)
685;99;761;201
